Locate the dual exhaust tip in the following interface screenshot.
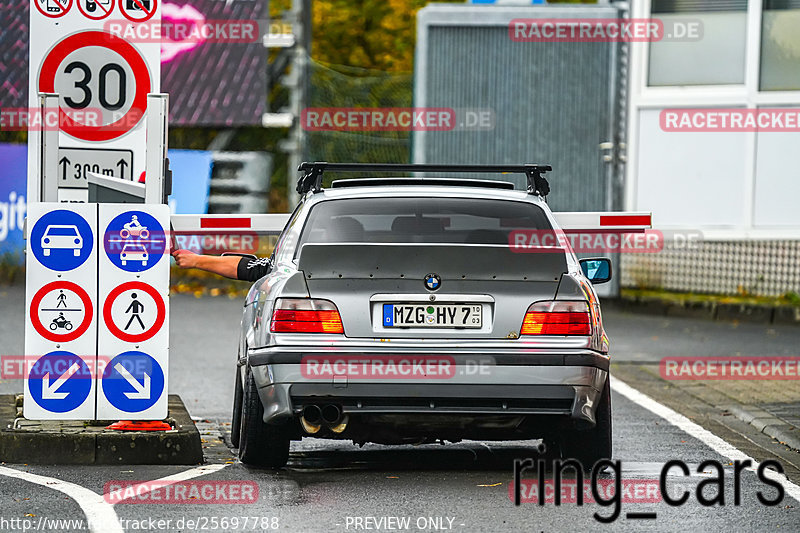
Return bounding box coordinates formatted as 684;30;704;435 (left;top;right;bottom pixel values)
301;404;347;434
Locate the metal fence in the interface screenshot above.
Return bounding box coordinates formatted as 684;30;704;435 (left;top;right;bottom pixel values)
413;4;626;213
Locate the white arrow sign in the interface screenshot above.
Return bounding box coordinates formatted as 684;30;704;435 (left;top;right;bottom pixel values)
115;363;151;400
41;363;80;400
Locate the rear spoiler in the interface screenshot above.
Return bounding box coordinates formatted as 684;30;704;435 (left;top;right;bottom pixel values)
170;212;652;235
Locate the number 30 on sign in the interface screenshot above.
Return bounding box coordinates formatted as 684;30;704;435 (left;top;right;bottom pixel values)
38;31;152;142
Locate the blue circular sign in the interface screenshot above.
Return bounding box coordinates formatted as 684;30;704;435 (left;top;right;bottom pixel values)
28;351;92;413
102;351;165;412
30;210;94;271
103;211;167;273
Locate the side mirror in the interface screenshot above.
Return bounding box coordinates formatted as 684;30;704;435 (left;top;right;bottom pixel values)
579;258;612;284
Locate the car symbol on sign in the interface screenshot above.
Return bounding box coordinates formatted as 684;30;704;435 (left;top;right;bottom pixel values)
121;243;148;266
41;225;83;257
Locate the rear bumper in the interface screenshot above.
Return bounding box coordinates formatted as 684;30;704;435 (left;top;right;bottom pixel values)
247;347;609;371
247;347;609;427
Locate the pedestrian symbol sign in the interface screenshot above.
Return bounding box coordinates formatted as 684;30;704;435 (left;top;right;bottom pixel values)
101;351;165;415
125;294;146;330
27;352;92;414
103;210;167;272
102;281;166;343
29;210;94;271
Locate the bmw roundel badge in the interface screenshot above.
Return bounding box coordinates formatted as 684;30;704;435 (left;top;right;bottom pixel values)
424;273;441;291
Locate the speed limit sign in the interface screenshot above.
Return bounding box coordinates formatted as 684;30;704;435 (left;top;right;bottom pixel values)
28;0;160;201
38;31;152;142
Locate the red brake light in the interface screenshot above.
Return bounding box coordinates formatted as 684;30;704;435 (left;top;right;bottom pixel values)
520;301;591;336
270;298;344;334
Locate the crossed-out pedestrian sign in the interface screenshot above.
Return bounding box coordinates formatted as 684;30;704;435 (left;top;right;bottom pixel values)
103;281;166;343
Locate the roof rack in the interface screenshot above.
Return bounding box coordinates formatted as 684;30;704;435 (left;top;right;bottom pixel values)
296;162;553;197
331;177;515;190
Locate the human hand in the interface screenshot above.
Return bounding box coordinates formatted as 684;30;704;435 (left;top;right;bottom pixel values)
171;249;199;269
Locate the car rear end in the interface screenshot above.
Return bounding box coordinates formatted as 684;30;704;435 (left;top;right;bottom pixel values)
246;187;611;462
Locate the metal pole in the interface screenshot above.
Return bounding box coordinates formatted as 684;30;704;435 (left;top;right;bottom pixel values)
144;93;169;204
40;93;59;203
286;0;310;208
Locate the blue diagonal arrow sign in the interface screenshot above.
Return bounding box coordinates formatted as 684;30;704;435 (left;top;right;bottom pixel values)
28;352;92;413
102;351;164;412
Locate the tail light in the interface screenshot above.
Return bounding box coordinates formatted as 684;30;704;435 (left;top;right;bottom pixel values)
520;301;591;336
270;298;344;334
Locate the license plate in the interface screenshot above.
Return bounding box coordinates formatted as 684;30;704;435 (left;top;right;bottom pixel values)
382;304;482;328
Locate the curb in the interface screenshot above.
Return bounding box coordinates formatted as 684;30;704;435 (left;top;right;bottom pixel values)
722;403;800;453
0;394;204;465
608;296;800;326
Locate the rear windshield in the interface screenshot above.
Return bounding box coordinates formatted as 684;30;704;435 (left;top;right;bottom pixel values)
297;197;553;245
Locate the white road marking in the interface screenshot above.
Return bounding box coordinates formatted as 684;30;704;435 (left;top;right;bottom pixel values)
0;465;123;533
104;463;230;503
611;376;800;503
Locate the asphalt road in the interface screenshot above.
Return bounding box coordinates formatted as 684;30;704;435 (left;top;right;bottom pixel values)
1;285;800;532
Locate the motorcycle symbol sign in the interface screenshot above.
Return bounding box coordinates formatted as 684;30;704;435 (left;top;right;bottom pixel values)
103;211;166;272
30;281;94;343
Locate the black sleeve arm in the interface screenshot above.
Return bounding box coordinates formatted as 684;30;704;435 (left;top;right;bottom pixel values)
236;256;273;282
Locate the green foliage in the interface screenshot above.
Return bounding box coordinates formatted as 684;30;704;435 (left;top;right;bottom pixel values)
0;253;24;285
306;61;413;169
782;292;800;306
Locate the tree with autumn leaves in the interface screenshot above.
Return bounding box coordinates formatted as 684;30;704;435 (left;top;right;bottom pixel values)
277;0;591;72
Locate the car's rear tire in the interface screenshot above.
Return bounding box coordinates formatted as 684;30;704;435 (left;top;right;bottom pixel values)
230;366;243;448
560;379;612;469
238;366;290;468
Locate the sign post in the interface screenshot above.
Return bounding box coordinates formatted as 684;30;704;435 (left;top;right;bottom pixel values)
28;0;161;202
97;205;170;419
25;0;170;422
24;203;98;419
